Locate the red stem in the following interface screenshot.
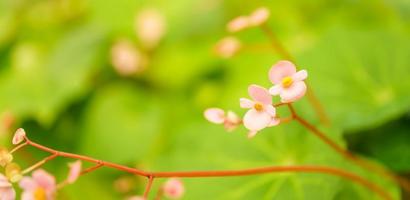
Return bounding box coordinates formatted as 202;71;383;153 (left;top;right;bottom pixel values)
21;136;391;200
143;176;154;198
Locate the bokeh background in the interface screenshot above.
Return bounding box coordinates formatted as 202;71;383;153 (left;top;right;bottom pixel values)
1;0;410;199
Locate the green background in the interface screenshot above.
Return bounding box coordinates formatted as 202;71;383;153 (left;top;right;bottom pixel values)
0;0;409;199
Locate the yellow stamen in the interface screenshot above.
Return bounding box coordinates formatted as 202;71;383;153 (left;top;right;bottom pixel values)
34;188;46;200
254;103;263;111
282;76;293;88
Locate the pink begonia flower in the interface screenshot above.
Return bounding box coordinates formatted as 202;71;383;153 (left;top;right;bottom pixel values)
12;128;26;145
240;84;279;138
204;108;241;131
111;40;147;76
0;173;15;200
163;178;184;199
268;60;308;103
135;8;166;48
214;36;241;58
248;7;270;26
19;169;56;200
66;161;81;184
227;16;249;32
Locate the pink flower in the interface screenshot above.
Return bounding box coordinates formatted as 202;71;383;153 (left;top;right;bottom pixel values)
126;196;145;200
204;108;241;131
0;173;15;200
240;84;279;138
66;161;81;184
214;36;241;58
135;8;166;48
111;40;147;76
12;128;26;145
163;178;184;199
268;60;308;103
248;7;270;26
226;16;249;32
19;169;56;200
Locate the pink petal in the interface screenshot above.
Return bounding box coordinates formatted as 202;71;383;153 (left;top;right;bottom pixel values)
269;85;282;96
32;169;56;192
204;108;225;124
0;174;12;187
226;111;241;124
67;161;82;184
163;178;185;199
21;192;33;200
247;130;258;138
126;196;146;200
248;7;270;26
265;105;276;117
268;60;297;84
292;70;308;81
19;177;37;191
248;84;271;105
243;109;272;131
12;128;26;145
239;98;254;108
268;118;280;127
0;187;15;200
280;81;307;103
226;16;249;32
214;36;241;58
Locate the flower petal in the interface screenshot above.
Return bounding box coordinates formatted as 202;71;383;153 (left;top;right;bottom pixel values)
248;84;271;105
226;16;249;32
269;85;282;96
248;7;270;26
163;178;185;199
0;174;12;187
67;161;82;184
12;128;26;145
204;108;225;124
19;177;37;191
0;187;15;200
292;70;308;81
265;105;276;117
243;109;271;131
32;169;56;192
268;118;280;127
239;98;254;108
280;81;307;103
268;60;297;84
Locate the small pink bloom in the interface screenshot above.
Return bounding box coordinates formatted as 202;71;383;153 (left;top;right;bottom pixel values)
19;169;56;200
66;161;81;184
214;36;241;58
12;128;26;145
227;16;249;32
135;8;166;48
111;40;147;76
163;178;184;199
268;60;308;103
0;173;15;200
248;7;270;26
204;108;241;131
240;84;279;138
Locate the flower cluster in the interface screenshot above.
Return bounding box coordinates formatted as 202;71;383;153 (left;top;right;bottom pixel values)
215;7;270;58
205;60;308;138
0;129;82;200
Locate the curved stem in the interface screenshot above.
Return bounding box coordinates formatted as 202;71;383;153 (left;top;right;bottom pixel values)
20;136;391;200
289;104;410;193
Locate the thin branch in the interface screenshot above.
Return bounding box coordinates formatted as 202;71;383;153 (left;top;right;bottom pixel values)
18;136;392;200
143;176;155;198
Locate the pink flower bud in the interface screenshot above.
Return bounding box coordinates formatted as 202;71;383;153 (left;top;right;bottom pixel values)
135;8;166;49
227;16;249;32
248;7;270;26
67;160;82;184
12;128;26;145
214;36;241;58
163;178;184;199
126;196;145;200
111;40;147;76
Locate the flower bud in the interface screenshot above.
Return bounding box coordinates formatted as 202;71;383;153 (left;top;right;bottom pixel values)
0;148;13;167
163;178;184;199
5;163;22;183
12;128;26;145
